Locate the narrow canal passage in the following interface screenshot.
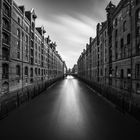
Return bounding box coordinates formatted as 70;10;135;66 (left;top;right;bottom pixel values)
0;76;140;140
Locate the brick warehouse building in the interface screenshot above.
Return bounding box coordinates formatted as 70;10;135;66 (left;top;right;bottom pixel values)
77;0;140;115
0;0;66;102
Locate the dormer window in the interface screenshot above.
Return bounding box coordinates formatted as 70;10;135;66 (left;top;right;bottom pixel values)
33;14;37;19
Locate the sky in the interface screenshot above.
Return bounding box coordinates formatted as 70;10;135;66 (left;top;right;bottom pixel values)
14;0;120;68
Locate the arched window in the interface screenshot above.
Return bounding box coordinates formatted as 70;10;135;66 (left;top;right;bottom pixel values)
25;66;28;76
16;65;20;76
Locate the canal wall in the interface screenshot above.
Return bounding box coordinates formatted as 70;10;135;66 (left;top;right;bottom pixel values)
0;77;63;120
78;76;140;121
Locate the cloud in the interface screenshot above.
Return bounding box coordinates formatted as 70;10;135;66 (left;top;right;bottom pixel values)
35;15;96;68
14;0;120;68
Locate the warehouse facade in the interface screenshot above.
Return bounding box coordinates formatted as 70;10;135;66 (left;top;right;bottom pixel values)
77;0;140;110
0;0;66;98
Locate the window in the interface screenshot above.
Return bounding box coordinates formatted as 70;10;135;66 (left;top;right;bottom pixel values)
26;26;28;32
115;29;118;39
115;18;118;27
127;68;131;78
3;3;10;17
35;68;37;75
2;32;9;45
136;43;140;53
22;32;24;37
127;34;131;44
30;68;33;77
39;46;41;52
16;65;20;76
136;9;140;36
35;43;37;50
121;38;124;58
115;41;118;59
38;68;40;75
42;69;43;76
25;45;28;58
136;83;140;94
121;39;124;47
17;52;20;59
2;63;9;79
3;18;10;30
31;41;34;48
17;40;20;50
105;68;107;77
25;67;28;76
115;66;118;77
123;21;127;32
2;47;9;61
105;31;106;37
136;64;140;79
25;35;28;44
138;9;140;19
17;29;20;38
17;41;20;59
120;69;124;79
18;17;20;24
31;49;33;57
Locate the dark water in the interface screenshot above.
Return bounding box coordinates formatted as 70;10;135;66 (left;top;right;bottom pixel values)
0;76;140;140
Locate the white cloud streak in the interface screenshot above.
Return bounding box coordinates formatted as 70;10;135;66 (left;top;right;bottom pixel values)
36;15;96;68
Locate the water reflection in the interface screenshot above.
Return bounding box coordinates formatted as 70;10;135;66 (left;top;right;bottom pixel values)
52;77;87;139
66;75;74;79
